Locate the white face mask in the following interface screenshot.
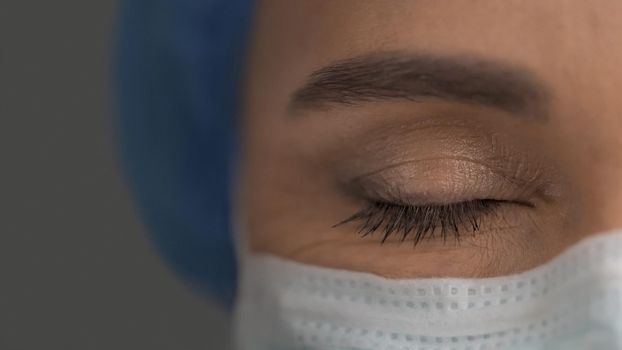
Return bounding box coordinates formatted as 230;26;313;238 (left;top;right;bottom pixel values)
234;229;622;350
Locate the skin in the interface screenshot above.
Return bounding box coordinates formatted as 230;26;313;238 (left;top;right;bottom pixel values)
239;0;622;279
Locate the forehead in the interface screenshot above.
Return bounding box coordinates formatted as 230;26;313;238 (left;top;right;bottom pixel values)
249;1;622;111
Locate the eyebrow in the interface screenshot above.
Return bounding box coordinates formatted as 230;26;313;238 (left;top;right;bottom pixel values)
289;52;550;118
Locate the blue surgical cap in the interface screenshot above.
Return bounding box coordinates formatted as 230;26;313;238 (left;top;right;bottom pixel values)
116;0;254;307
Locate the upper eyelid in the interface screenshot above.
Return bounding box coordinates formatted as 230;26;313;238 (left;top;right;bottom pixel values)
328;120;545;188
348;155;532;187
340;156;546;208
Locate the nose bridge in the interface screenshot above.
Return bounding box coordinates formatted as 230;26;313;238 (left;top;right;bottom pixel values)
579;131;622;232
545;9;622;233
555;86;622;233
586;124;622;231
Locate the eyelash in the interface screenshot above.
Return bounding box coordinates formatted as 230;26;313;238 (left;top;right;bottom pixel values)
334;199;503;245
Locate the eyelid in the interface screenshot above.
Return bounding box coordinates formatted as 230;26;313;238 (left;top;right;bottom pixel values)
341;156;544;207
334;199;506;246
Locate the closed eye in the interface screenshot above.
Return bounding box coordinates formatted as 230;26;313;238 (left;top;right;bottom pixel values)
334;199;522;245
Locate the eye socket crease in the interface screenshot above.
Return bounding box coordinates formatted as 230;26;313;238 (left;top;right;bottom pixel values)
289;51;551;120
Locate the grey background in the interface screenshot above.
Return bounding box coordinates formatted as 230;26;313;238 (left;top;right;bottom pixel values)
1;1;230;349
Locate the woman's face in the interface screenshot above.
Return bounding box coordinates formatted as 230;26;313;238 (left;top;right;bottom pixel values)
240;0;622;279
